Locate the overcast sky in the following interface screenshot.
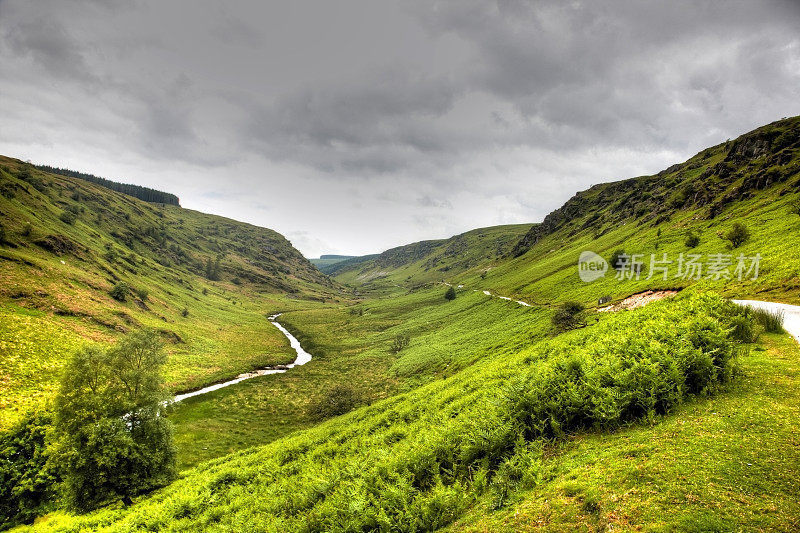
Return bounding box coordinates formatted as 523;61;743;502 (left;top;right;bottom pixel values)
1;1;799;257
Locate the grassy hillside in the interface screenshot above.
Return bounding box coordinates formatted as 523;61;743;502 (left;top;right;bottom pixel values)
20;291;784;532
309;255;357;275
337;116;800;309
6;116;800;531
332;224;532;290
0;157;339;428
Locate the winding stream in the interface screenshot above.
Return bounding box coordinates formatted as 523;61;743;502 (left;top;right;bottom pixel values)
172;313;312;403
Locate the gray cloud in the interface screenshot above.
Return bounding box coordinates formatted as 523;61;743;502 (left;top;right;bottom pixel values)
0;0;799;256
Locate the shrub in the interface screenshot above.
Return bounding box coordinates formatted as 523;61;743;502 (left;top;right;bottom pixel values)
507;293;738;442
21;222;33;237
391;333;410;353
0;223;5;244
181;308;189;318
134;287;149;301
685;232;700;248
0;410;59;529
59;211;76;225
109;282;130;302
444;286;456;301
609;249;627;270
725;222;749;248
551;301;586;332
307;385;359;420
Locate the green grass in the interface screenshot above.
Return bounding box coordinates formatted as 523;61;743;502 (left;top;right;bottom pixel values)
4;117;800;530
0;158;339;429
446;333;800;532
169;285;547;469
17;292;759;531
0;304;87;428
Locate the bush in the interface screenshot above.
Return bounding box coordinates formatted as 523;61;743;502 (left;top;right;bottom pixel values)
685;232;700;248
0;223;5;244
735;305;785;336
59;211;76;225
134;287;149;301
0;411;59;529
181;308;189;318
109;282;130;302
551;301;586;332
507;293;738;442
307;385;360;420
21;222;33;237
725;222;750;248
391;333;410;353
609;249;627;270
444;286;456;301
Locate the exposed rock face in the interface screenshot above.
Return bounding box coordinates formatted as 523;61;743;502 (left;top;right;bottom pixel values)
510;116;800;257
724;132;772;164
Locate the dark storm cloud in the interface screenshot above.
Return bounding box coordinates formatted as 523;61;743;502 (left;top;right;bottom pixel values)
0;0;799;256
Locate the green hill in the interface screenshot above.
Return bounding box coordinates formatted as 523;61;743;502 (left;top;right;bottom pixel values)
6;115;800;531
309;255;357;274
332;224;532;290
0;157;339;428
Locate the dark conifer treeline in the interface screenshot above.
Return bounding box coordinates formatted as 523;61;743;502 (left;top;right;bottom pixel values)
35;165;180;206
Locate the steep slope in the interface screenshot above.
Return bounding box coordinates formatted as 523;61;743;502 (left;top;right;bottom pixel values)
511;116;800;257
0;157;339;428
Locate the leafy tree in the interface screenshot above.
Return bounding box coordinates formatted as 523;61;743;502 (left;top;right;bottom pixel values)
109;282;129;302
204;255;222;281
444;286;456;301
53;331;176;511
0;411;59;529
551;301;586;332
725;222;750;248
